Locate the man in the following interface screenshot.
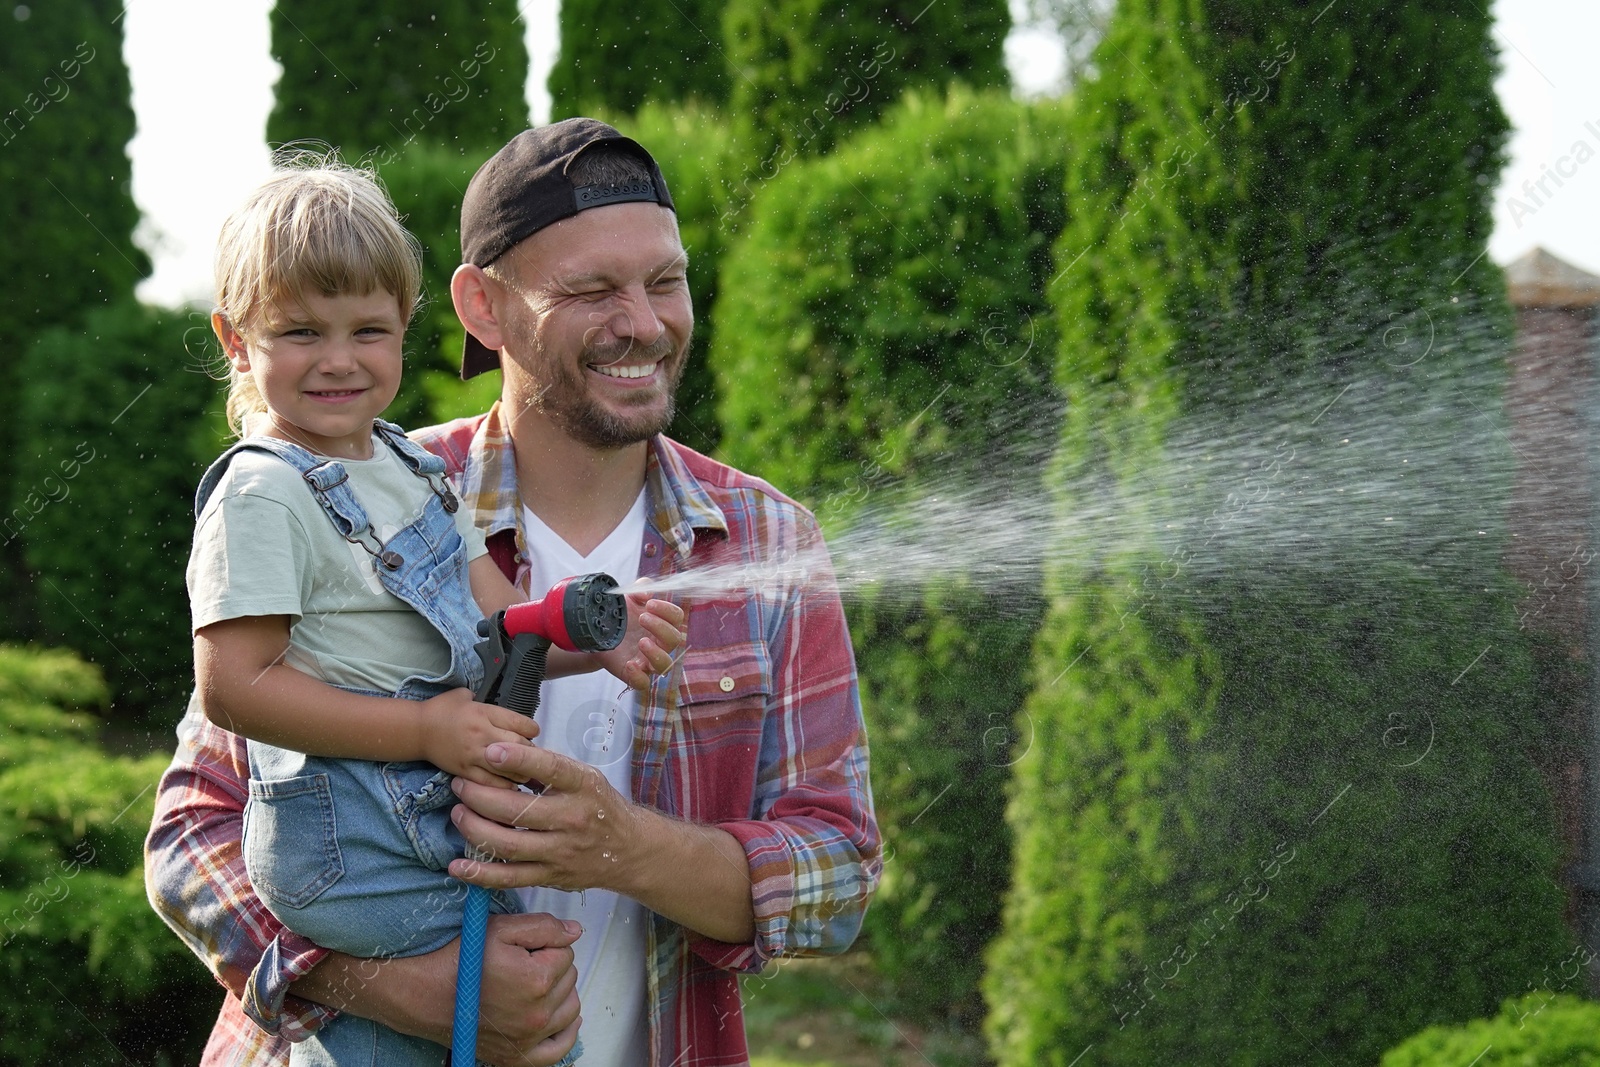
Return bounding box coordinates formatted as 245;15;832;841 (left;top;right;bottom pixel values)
145;118;881;1067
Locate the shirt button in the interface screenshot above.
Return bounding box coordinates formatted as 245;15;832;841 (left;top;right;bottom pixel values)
719;676;735;693
645;543;658;558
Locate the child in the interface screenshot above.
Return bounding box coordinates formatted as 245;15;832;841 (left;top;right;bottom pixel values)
188;156;684;1066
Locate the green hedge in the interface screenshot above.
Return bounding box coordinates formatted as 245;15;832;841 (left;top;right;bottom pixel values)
712;90;1070;1021
985;1;1572;1064
0;645;213;1064
1381;993;1600;1065
548;0;728;119
267;0;528;158
722;0;1012;223
375;141;500;428
14;304;221;722
0;0;147;633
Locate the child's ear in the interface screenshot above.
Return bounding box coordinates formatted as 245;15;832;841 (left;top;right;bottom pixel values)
212;312;251;371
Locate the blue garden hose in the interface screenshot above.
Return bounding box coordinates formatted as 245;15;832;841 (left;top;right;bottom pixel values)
450;883;491;1064
453;578;621;1066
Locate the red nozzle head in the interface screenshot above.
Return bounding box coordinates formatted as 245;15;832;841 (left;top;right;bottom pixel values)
501;573;627;653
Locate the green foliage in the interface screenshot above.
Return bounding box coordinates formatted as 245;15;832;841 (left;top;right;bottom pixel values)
1380;993;1600;1066
0;0;147;632
13;304;221;722
376;141;489;426
988;2;1569;1065
548;0;728;119
723;0;1012;219
0;645;214;1064
267;0;529;159
713;91;1070;1020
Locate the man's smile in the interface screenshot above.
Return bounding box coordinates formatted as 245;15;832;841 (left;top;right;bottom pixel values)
589;359;662;381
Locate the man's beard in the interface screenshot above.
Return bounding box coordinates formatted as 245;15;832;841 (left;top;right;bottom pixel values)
527;331;686;450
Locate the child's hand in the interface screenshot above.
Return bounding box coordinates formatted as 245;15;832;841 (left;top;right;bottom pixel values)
594;595;687;692
418;688;539;788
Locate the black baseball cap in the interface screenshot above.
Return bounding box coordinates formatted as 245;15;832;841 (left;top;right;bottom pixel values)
458;118;676;379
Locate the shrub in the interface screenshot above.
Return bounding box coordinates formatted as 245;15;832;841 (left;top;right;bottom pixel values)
712;90;1070;1021
985;2;1572;1065
0;0;147;633
0;645;214;1064
13;303;220;722
548;0;729;118
376;141;493;428
722;0;1012;223
267;0;528;158
1381;993;1600;1065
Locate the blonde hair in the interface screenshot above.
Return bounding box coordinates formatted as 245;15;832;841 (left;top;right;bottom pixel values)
213;149;423;436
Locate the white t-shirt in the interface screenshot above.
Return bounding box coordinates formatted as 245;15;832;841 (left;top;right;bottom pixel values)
518;492;649;1067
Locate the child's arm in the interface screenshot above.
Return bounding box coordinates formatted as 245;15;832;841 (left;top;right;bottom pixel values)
194;614;537;788
467;556;687;691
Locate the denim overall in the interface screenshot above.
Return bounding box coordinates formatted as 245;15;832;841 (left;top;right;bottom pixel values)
195;421;569;1067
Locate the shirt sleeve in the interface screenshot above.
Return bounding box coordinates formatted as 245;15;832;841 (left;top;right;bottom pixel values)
143;694;336;1041
696;517;882;972
188;493;310;631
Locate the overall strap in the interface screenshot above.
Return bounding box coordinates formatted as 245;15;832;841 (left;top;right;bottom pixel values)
372;418;462;515
194;436;398;569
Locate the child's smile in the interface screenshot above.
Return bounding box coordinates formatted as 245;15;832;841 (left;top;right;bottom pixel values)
219;289;406;458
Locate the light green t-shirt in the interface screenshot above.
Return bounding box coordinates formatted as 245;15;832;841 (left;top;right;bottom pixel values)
187;437;488;694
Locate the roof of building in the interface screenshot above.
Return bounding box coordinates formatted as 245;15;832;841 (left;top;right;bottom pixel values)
1506;246;1600;308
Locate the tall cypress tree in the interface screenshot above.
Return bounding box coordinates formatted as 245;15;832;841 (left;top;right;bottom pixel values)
267;1;529;158
721;0;1011;217
712;90;1070;1020
548;0;728;119
987;2;1572;1065
0;0;148;634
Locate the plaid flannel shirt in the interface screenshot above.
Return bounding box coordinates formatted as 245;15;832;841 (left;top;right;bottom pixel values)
144;402;881;1066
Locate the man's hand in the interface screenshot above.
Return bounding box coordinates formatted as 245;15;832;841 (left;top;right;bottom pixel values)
448;743;756;945
291;912;582;1067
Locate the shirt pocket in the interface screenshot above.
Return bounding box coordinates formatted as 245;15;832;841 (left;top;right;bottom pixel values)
672;642;773;819
243;773;345;910
679;639;771;705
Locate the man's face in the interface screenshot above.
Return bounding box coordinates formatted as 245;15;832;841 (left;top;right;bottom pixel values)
493;201;693;449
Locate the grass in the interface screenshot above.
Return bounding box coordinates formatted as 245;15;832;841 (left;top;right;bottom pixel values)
741;952;989;1067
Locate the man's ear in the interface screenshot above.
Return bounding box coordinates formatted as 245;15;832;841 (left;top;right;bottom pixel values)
212;312;250;371
452;264;506;355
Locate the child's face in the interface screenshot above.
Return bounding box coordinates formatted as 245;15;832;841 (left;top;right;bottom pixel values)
224;290;405;457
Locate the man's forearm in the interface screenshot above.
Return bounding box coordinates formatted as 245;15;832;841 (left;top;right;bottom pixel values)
289;915;584;1067
615;808;755;945
290;951;427;1034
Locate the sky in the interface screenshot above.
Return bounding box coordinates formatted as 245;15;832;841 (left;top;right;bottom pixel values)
121;0;1600;308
